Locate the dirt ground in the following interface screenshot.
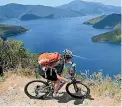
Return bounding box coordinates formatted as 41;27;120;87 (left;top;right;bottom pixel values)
0;74;121;106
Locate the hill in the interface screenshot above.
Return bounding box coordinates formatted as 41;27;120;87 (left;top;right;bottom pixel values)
83;13;121;44
57;0;120;15
0;24;28;37
20;14;42;21
83;15;106;25
93;14;121;29
0;3;83;21
20;13;55;21
92;28;121;43
0;1;120;21
83;14;121;29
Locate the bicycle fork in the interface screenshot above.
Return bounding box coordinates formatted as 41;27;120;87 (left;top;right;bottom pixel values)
73;83;79;93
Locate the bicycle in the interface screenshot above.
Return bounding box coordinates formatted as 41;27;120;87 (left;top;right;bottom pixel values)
24;67;90;99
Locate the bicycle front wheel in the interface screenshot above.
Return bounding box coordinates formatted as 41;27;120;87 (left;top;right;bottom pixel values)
24;80;49;99
66;81;90;98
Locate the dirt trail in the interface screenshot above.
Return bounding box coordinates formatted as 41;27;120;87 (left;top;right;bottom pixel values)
0;74;121;106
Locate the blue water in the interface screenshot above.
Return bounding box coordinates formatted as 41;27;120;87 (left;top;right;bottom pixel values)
1;15;121;77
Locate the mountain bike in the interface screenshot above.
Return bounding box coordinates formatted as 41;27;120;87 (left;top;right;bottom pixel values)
24;67;90;99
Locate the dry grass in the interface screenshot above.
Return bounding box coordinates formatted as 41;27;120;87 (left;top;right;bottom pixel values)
0;67;36;83
82;72;122;103
0;68;121;104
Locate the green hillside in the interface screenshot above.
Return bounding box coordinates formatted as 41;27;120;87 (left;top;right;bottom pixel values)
114;23;121;30
0;24;28;37
84;13;121;44
83;15;106;25
92;28;121;43
93;14;121;29
83;14;121;29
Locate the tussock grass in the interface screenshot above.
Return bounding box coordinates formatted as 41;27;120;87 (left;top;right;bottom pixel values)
62;67;121;102
11;66;36;78
80;72;121;103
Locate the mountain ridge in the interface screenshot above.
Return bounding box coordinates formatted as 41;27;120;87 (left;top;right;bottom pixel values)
0;1;120;21
93;13;121;29
57;0;120;15
0;3;83;21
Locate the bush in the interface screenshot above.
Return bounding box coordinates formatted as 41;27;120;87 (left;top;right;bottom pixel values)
0;38;39;72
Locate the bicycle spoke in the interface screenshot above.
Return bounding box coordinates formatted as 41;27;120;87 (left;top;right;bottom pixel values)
68;83;88;97
26;81;48;97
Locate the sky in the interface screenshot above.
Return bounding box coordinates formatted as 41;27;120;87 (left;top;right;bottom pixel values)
0;0;121;7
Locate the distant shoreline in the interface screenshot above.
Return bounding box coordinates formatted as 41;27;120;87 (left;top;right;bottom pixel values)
0;24;28;38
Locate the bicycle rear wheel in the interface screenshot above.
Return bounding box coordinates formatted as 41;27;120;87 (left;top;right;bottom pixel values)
24;80;50;99
66;81;90;98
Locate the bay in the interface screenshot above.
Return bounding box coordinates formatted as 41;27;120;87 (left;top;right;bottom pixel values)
1;15;121;77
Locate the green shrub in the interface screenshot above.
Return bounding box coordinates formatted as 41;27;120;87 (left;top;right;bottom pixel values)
0;38;39;72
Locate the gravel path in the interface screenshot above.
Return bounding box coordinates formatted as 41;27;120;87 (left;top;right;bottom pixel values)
0;74;90;106
0;74;120;106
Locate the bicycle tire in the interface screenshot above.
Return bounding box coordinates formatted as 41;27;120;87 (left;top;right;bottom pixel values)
66;81;90;99
24;80;49;99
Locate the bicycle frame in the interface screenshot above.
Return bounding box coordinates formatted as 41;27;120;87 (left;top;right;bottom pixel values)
47;69;76;92
24;67;90;99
